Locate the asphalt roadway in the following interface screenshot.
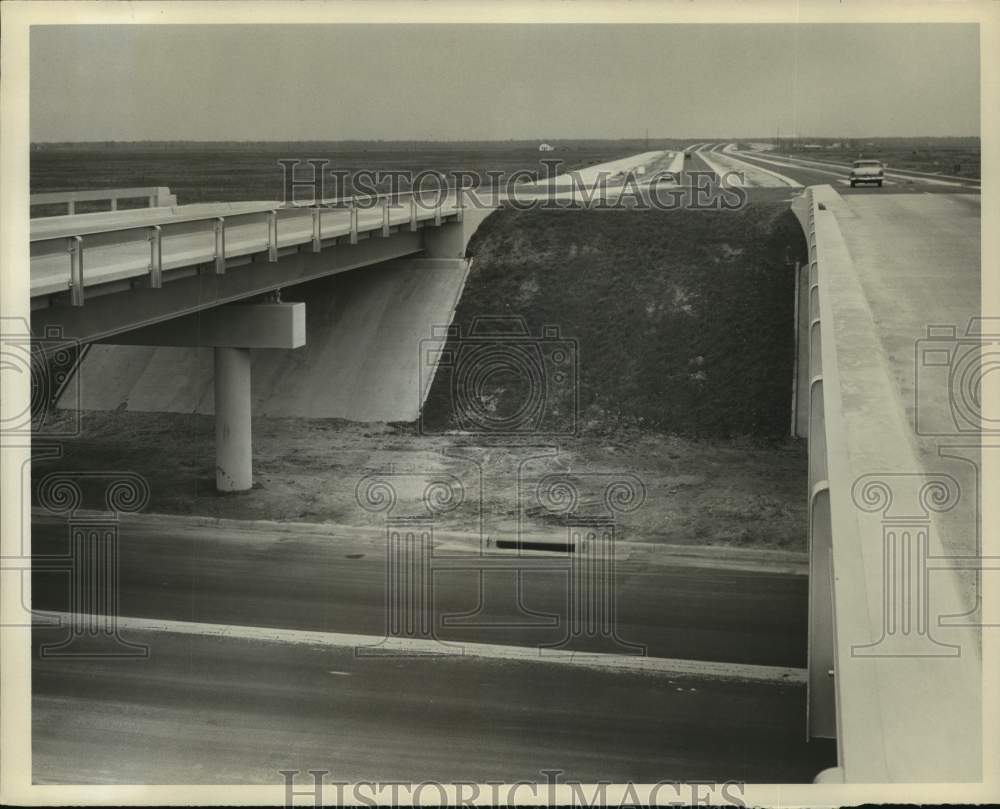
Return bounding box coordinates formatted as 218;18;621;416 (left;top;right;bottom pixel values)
698;143;982;194
30;516;836;784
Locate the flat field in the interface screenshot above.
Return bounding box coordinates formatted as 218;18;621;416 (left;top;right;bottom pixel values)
30;140;665;211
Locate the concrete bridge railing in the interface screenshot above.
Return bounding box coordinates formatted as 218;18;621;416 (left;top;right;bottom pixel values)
29;188;470;306
30;186;178;217
793;185;981;783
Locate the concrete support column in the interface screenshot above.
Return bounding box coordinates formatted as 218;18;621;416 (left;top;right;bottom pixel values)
214;346;252;492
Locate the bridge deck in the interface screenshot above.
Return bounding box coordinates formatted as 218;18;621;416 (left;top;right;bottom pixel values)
30;194;465;302
833;191;981;569
801;185;982;782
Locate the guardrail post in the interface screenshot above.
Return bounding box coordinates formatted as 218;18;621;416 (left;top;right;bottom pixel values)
312;206;322;253
382;196;390;237
409;194;418;232
110;198;118;212
790;260;801;437
267;210;279;262
456;186;465;223
214;217;226;275
434;193;442;226
147;225;162;288
67;200;75;216
807;480;837;740
350;202;359;245
67;236;84;306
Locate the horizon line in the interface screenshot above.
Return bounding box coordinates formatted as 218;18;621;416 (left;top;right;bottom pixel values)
30;135;982;146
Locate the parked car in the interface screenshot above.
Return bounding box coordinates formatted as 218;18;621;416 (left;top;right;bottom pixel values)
849;159;885;187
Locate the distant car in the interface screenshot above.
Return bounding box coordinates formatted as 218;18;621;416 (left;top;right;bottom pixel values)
650;170;679;184
684;150;692;160
849;159;885;187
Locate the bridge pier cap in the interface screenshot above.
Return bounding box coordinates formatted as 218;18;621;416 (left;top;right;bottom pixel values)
107;301;306;492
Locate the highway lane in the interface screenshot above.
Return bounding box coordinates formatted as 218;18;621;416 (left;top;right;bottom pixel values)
31;516;810;667
720;149;872;188
823;189;980;586
30;516;831;784
750;150;981;188
720;147;981;193
31;626;835;784
675;144;722;185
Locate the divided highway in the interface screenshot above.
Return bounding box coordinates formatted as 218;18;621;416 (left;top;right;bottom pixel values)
692;143;981;192
31;516;836;784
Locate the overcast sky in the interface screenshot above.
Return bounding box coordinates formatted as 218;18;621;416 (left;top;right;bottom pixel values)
30;24;979;141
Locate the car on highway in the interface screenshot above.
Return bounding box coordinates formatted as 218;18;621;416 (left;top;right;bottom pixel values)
849;159;885;187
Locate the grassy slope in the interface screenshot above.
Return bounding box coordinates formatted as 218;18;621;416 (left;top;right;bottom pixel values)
425;201;804;438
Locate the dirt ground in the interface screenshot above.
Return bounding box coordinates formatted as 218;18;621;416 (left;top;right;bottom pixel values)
35;411;807;551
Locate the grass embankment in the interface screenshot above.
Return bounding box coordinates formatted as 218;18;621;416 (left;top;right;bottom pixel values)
425;200;803;438
35;198;810;549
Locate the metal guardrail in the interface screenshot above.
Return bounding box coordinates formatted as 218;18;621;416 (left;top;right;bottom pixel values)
30;186;178;216
30;187;467;306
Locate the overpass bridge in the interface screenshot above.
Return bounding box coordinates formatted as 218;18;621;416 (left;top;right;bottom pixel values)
793;184;983;782
30;186;495;490
27;171;986;784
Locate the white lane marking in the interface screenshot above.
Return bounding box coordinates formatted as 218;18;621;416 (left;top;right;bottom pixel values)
740;151;973;188
696;144;743;187
759;154;978;188
732;151;896;187
714;145;802;187
883;172;973;188
37;611;807;686
327;670;352;676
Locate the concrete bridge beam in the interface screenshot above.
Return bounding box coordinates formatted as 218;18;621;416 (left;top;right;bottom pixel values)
423;206;494;258
105;301;306;492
